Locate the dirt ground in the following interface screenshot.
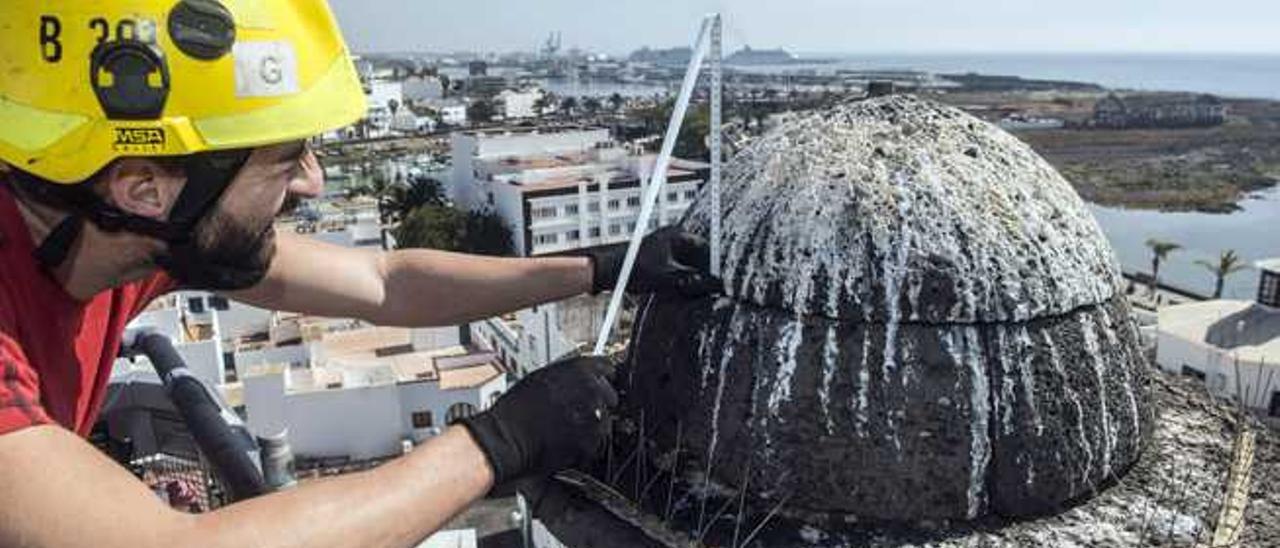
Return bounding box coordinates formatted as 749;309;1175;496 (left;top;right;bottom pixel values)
934;92;1280;213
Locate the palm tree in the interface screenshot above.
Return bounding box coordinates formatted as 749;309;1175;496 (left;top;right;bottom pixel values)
385;177;446;222
1196;250;1249;299
1145;238;1182;296
560;96;578;117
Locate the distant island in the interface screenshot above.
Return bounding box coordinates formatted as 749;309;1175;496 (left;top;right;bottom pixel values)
628;45;826;67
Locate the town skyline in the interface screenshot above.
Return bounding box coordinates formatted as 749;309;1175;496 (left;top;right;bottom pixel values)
329;0;1280;56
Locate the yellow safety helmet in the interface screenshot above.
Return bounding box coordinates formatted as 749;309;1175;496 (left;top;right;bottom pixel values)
0;0;367;184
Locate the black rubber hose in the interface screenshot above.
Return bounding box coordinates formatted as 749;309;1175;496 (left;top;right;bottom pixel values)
135;333;267;502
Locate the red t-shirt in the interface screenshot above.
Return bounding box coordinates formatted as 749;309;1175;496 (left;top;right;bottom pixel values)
0;182;176;437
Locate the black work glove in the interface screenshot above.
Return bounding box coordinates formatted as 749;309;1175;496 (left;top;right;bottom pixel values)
583;226;722;297
460;356;618;487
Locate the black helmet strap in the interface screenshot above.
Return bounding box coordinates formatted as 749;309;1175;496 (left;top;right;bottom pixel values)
9;148;252;269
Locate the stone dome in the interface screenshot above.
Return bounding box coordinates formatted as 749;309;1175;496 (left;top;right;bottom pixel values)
621;95;1153;522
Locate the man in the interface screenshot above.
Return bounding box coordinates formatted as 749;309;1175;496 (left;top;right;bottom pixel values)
0;2;717;546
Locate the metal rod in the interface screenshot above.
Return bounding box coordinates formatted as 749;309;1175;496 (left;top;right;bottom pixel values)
593;14;717;355
664;420;684;523
709;14;723;278
696;489;739;543
737;491;793;548
731;458;753;548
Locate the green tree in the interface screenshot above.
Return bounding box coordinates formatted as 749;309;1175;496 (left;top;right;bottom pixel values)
1196;249;1249;299
394;205;466;251
583;97;602;116
560;96;579;116
393;206;513;257
1145;238;1182;297
469;99;497;124
608;92;626;112
639;100;712;159
463;210;514;257
385;177;446;222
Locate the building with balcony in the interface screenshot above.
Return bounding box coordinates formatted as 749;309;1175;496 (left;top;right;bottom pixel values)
450;126;708;257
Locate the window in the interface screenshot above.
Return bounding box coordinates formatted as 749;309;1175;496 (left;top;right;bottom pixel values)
588;202;600;213
607;199;621;211
565;204;580;215
446;403;478;425
626;196;641;207
627;222;636;232
535;233;558;246
532;206;557;220
566;230;581;241
489;392;502;408
208;296;230;311
609;224;621;236
1270;391;1280;418
589;227;601;238
1261;271;1280;307
487;192;495;206
685;190;697;200
187;297;205;314
412;411;434;429
667;192;679;203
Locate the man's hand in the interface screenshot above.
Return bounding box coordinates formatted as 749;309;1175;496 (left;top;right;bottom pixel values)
460;356;618;486
584;226;722;297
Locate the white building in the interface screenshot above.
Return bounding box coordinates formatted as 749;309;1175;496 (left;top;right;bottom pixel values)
470;304;578;377
364;80;406;138
243;325;507;460
449;126;708;257
497;88;545;120
1155;259;1280;418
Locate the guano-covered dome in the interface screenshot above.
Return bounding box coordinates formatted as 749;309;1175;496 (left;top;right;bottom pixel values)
621;95;1153;523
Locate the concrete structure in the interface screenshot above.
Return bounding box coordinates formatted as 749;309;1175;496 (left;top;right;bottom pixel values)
1155;260;1280;417
449;127;708;256
626;96;1152;521
403;75;445;104
243;326;507;460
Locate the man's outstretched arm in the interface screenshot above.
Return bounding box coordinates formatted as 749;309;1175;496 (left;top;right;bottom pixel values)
231;227;718;328
0;425;491;548
231;231;593;327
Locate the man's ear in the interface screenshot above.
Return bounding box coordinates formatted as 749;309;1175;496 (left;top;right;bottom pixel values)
101;158;185;220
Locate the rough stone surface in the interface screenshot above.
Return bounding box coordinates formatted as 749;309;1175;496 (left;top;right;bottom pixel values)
681;95;1119;324
621;95;1154;522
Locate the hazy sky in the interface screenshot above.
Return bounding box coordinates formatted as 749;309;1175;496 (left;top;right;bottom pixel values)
329;0;1280;55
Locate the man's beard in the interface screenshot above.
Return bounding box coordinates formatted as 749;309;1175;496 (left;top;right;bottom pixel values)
155;206;277;291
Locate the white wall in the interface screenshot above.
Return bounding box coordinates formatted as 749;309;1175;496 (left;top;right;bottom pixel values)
282;384;404;459
473;129;610;160
500;90;542;119
1156;331;1280;412
244;369;507;459
234;345;309;379
216;301;274;340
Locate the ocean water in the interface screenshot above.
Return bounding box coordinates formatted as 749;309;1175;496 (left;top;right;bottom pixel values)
767;53;1280;100
1089;186;1280;300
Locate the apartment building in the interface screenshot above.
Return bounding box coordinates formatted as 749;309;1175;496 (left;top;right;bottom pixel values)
450;126;708;257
